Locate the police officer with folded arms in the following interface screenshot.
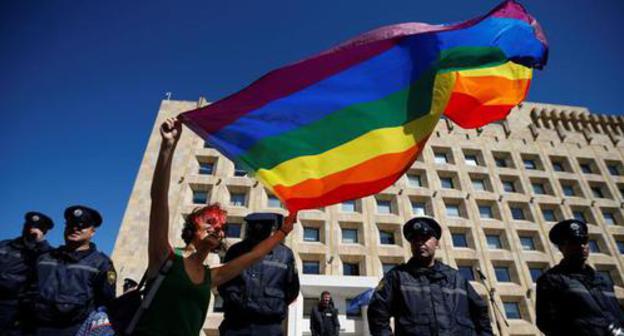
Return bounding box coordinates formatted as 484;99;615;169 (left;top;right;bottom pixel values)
536;219;624;336
0;211;54;335
218;213;300;335
29;205;116;336
368;217;492;336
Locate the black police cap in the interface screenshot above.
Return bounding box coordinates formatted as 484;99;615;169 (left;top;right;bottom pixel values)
549;219;588;245
64;205;102;228
244;212;283;229
24;211;54;231
403;217;442;241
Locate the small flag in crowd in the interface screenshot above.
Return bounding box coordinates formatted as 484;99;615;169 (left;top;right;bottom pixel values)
181;0;548;212
347;288;375;315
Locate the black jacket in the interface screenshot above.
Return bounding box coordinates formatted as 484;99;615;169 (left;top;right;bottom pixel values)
310;303;340;336
0;237;52;300
368;260;492;336
31;243;116;329
218;240;300;327
536;261;624;336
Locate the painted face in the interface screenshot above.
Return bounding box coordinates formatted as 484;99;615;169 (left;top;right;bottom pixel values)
193;212;225;251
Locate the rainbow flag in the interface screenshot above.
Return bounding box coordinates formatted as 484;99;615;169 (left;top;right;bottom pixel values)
181;0;548;212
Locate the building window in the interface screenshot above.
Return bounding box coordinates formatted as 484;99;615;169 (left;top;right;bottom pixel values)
407;174;423;187
342;228;358;244
267;195;282;208
192;190;208;204
458;266;475;281
503;302;522;319
225;223;242;238
519;236;536;251
495;157;507;168
199;162;214;175
434;152;449;164
472;178;486;191
440;176;455;189
529;267;544;283
446;204;461;218
342;200;357;212
494;266;512;282
486;235;503;249
510;206;526;220
376;199;392;214
233;164;247;177
532;182;546;195
411;201;427;216
379;230;395;245
213;295;224;313
588;240;600;253
562;184;576;197
502;180;517;193
382;263;397;274
552;161;564;172
465;154;479;166
603;211;617;225
573;210;587;222
452;233;468;248
303;227;320;242
523;159;537;170
608;164;621;176
580;163;593;174
616;241;624;254
592;186;605;198
479;205;494;219
230;193;246;207
542;209;556;222
343;262;360;276
302;261;320;274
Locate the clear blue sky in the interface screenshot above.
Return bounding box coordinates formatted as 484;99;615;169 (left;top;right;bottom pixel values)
1;0;623;255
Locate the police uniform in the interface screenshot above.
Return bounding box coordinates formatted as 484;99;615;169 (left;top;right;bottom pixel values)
536;219;624;336
218;213;300;336
30;206;116;336
368;217;493;336
0;212;54;335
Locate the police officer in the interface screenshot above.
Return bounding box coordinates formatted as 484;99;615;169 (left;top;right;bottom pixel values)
368;217;492;336
536;219;624;336
218;213;300;335
310;291;340;336
30;205;116;336
0;212;54;335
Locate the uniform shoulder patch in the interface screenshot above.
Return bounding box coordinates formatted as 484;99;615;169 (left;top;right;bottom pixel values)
107;270;117;286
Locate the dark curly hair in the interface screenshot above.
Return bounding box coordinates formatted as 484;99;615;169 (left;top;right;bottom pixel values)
181;203;228;253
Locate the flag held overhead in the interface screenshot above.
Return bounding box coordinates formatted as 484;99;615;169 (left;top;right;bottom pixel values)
180;0;548;212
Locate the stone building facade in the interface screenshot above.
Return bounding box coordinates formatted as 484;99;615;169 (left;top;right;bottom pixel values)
111;98;624;335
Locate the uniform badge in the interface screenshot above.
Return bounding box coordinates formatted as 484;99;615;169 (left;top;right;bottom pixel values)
570;223;580;230
32;215;40;222
107;270;117;285
74;209;83;217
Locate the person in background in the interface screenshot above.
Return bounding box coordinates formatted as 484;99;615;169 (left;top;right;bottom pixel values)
30;205;116;336
218;212;300;336
536;219;624;336
0;211;54;335
132;117;295;336
368;216;492;336
310;291;340;336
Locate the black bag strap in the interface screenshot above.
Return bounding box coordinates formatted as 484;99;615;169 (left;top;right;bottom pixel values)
124;251;175;335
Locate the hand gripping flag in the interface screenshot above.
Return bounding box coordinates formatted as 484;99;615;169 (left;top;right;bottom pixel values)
180;0;548;212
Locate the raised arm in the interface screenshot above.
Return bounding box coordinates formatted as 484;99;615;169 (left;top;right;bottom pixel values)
210;212;296;287
148;117;182;275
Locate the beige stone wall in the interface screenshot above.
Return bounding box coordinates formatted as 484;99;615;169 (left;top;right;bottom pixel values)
112;99;624;336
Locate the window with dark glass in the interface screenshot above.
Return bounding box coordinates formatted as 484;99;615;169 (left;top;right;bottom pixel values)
230;193;246;206
342;200;356;212
503;180;516;193
472;178;486;191
591;186;605;198
379;230;395;245
603;211;617;225
542;209;556;222
434;152;448;164
199;162;214;175
193;190;208;204
588;240;600;253
532;183;546;195
458;266;475;281
446;204;461;218
503;302;521;319
580;163;592;174
452;233;468;247
343;262;360;276
617;241;624;254
552;161;564;172
440;177;455;189
562;184;575;197
225;223;242;238
376;199;392;214
407;174;423;187
465;154;479;166
529;267;544;283
494;266;511;282
608;164;621;176
479;205;494;219
519;236;536;251
495;157;507;168
524;159;537;170
486;235;503;249
342;228;358;244
510;207;526;220
233;164;247;177
412;202;426;216
303;261;320;274
303;227;320;242
573;210;587;222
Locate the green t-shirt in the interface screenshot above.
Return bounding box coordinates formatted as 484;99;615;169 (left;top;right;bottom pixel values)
134;251;211;336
